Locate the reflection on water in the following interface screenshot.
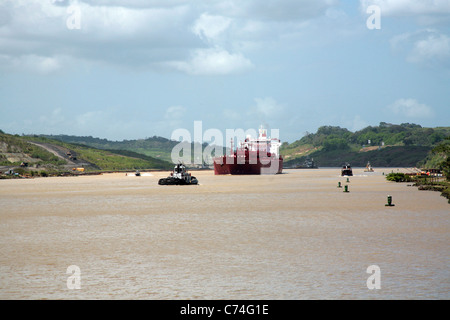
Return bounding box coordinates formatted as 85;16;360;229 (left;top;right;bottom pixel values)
0;169;448;299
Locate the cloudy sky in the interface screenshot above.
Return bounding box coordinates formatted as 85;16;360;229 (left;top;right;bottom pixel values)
1;0;449;144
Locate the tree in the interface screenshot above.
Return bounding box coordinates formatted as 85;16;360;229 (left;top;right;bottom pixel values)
431;137;450;180
323;137;349;151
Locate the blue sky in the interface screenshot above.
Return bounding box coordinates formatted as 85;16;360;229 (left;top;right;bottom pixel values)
1;0;449;144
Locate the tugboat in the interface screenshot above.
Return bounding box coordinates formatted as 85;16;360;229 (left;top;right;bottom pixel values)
341;163;353;176
158;163;198;185
295;156;318;169
364;161;374;172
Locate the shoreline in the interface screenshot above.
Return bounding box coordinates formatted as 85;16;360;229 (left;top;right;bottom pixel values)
2;166;448;203
0;166;429;176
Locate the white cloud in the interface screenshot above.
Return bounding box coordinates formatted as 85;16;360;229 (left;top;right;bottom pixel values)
79;4;191;38
388;98;434;118
161;105;188;130
39;108;65;126
409;33;450;63
360;0;450;25
192;13;232;43
352;115;369;132
0;54;63;74
164;106;186;120
391;29;450;67
222;108;241;121
224;0;338;21
249;97;284;120
167;47;253;75
360;0;450;16
76;110;104;127
0;0;338;74
77;0;187;9
0;0;196;72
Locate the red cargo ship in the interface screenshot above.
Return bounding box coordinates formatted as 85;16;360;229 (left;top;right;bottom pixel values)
213;126;283;175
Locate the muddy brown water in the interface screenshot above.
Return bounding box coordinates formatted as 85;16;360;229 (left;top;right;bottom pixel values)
0;168;448;299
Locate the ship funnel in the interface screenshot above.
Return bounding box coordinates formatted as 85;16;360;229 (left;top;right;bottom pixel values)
259;126;267;138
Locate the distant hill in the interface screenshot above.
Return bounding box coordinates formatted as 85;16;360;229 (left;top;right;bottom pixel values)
38;134;177;163
37;134;220;165
0;132;173;172
281;123;450;168
0;132;67;167
2;122;449;173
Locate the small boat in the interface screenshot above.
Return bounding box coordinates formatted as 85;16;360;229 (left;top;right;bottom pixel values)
364;162;374;172
341;163;353;176
158;163;198;185
126;170;141;176
295;156;318;169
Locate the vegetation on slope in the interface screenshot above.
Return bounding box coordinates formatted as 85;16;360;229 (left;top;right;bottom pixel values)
0;132;66;166
26;136;173;171
385;137;450;203
281;123;450;168
2;122;449;173
39;134;224;165
1;132;173;173
39;134;183;163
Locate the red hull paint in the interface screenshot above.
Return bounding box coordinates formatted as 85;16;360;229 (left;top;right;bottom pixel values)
214;126;283;175
213;155;283;175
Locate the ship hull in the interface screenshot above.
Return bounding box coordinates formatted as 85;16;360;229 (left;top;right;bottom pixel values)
213;157;283;175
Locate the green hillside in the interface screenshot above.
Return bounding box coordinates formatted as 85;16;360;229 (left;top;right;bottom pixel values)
26;136;173;171
281;123;450;168
39;134;177;163
2;122;449;176
0;132;67;167
39;134;224;165
0;132;173;175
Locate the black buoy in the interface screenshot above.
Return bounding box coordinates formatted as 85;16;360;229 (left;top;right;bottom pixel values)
385;195;395;206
